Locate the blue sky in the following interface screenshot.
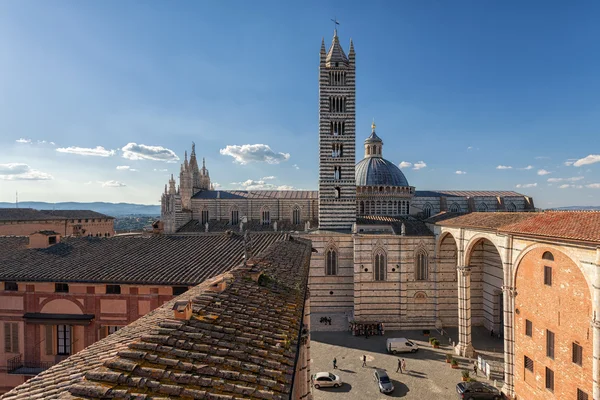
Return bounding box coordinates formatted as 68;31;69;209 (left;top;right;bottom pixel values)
1;1;599;207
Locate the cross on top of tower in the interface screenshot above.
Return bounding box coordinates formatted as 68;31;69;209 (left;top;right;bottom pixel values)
331;17;340;36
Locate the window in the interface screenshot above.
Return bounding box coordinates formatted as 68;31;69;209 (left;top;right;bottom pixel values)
546;330;554;359
544;266;552;286
57;325;71;355
55;283;69;293
4;281;18;291
524;355;533;372
573;342;583;366
423;203;432;218
477;202;488;212
542;251;554;261
292;207;301;225
334;166;341;180
577;389;589;400
334;187;341;199
107;326;120;335
201;209;209;224
106;285;121;295
4;322;19;353
374;251;386;281
545;367;554;391
449;203;461;212
506;202;517;212
416;250;428;280
261;209;270;225
326;248;337;276
78;219;82;223
48;236;57;244
231;209;239;225
525;319;532;337
172;286;188;296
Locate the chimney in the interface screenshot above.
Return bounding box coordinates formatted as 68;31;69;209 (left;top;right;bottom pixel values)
29;231;61;249
208;273;233;293
172;300;193;320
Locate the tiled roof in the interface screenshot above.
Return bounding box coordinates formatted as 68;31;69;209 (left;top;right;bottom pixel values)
0;208;65;221
0;236;29;252
0;232;288;285
40;210;114;219
356;216;434;236
177;219;318;233
498;211;600;243
1;238;312;400
192;190;318;200
415;190;525;198
424;211;464;224
435;212;537;229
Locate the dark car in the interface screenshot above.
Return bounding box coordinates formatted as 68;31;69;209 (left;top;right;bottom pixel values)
456;381;502;399
373;369;394;394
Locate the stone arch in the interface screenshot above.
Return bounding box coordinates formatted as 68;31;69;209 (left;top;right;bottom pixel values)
449;202;461;212
373;246;387;281
260;205;271;225
414;245;429;281
477;202;488;212
414;291;428;303
423;203;433;218
40;298;84;314
464;234;505;267
324;241;339;276
291;204;302;225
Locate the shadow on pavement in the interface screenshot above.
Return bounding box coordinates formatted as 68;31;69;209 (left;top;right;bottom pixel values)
388;380;409;397
338;368;355;374
403;370;427;379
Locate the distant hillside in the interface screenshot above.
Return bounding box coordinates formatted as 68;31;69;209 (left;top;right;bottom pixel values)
0;202;160;217
549;206;600;211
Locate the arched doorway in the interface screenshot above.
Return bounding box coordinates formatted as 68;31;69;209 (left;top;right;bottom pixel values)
438;233;459;327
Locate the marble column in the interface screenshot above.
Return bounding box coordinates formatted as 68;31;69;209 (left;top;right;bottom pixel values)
455;265;474;358
501;285;517;399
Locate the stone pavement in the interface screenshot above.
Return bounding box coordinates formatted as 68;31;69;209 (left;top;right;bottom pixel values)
311;312;349;332
310;328;505;400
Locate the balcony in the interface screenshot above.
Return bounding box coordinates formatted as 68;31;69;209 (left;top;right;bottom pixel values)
7;354;55;375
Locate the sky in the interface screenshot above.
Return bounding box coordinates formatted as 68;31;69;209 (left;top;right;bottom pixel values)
1;1;599;208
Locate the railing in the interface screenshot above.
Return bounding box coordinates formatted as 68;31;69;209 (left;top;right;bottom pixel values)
7;354;55;374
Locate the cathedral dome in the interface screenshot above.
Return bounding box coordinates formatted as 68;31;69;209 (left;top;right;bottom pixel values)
355;157;409;187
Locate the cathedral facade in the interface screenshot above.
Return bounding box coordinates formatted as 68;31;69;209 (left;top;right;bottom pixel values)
160;29;535;329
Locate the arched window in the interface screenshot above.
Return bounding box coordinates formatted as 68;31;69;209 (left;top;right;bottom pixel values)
359;201;365;215
261;208;270;225
326;248;338;275
374;250;386;281
506;202;517;212
423;203;432;218
477;202;488;212
292;206;301;225
416;250;428;281
230;207;239;225
542;251;554;261
367;146;371;155
449;203;461;213
201;208;209;224
335;187;341;199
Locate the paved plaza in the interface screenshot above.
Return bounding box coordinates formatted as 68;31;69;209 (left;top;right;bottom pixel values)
310;327;505;399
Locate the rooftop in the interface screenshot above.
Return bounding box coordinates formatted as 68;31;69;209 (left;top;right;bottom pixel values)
1;238;313;400
356;216;434;236
40;209;114;219
435;212;536;230
0;208;113;222
0;232;289;285
414;190;526;198
191;190;318;200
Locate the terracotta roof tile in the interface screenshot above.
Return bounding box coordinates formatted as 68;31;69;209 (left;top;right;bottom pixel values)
435;212;537;229
498;211;600;243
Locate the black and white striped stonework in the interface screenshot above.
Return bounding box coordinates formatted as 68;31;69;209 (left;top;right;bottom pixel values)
318;31;357;230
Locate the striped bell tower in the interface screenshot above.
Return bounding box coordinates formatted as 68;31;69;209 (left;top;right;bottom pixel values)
318;29;356;230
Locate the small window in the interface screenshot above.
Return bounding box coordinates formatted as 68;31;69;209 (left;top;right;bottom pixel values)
57;325;72;355
107;326;120;335
85;219;89;223
4;322;19;353
423;203;432;218
577;389;589;400
573;342;583;366
545;367;554;391
292;207;301;225
374;251;386;281
334;187;341;199
416;251;428;281
106;285;121;295
544;266;552;286
524;355;534;372
172;286;188;296
525;319;532;337
230;209;239;225
55;283;69;293
542;251;554;261
261;210;270;225
78;219;82;223
4;281;18;291
326;248;337;276
546;330;554;359
48;236;57;245
201;209;209;224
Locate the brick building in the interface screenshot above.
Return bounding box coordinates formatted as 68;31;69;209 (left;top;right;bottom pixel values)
0;209;115;238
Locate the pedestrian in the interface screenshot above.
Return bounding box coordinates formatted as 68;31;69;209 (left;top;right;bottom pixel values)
362;355;367;367
333;358;337;369
490;328;494;337
328;317;332;325
396;358;402;373
365;330;368;339
473;362;478;376
401;359;406;373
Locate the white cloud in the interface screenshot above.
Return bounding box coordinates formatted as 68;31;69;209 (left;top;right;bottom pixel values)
219;144;290;165
262;176;276;180
547;176;584;183
521;165;533;170
535;156;550;160
277;185;296;190
100;180;126;187
515;183;537;188
231;178;295;191
467;146;473;150
212;182;222;189
399;161;412;168
116;165;138;172
84;181;93;185
558;184;571;189
573;154;600;167
413;161;427;170
564;160;575;166
559;184;584;189
496;165;512;170
16;138;31;144
56;146;116;157
121;143;179;162
153;168;168;172
586;183;600;189
292;164;300;170
455;170;467;175
537;169;551;176
0;163;53;180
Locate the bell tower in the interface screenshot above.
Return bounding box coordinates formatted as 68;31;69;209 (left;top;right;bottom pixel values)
318;28;356;230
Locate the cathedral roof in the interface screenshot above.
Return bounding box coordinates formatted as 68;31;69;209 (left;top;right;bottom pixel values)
355;157;410;187
326;30;349;67
365;130;382;143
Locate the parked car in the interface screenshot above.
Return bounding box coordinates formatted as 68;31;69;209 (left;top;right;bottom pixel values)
311;372;342;389
373;369;394;394
456;381;502;399
386;337;419;354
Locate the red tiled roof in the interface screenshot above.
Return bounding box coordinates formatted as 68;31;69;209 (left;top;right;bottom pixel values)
435;212;538;229
498;211;600;243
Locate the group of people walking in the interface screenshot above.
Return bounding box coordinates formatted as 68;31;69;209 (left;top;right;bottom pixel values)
333;355;407;372
349;321;385;337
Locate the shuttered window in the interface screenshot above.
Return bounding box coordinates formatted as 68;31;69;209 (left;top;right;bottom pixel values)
4;322;19;353
546;330;555;359
577;389;589;400
545;367;554;391
45;325;54;355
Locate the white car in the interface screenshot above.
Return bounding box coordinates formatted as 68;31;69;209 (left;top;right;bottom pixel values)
311;372;343;389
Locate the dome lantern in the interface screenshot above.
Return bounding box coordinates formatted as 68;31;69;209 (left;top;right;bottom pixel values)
364;120;383;158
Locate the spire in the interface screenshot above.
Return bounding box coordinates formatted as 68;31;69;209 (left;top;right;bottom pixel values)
326;30;349;67
191;142;196;156
184;150;188;170
349;38;355;54
202;157;206;168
